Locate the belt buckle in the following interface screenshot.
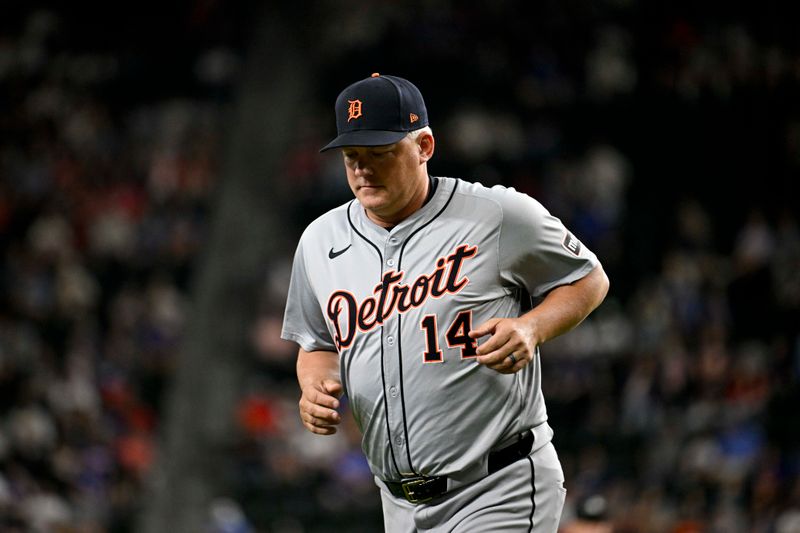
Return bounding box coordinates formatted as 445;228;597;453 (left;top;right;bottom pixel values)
401;477;436;504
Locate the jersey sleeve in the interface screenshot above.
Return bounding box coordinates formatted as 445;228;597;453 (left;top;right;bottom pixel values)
496;187;598;298
281;237;337;353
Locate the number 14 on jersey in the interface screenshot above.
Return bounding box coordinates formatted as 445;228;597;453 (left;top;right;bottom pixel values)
419;310;478;363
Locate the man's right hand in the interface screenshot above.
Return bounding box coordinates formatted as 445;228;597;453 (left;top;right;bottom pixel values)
298;379;343;435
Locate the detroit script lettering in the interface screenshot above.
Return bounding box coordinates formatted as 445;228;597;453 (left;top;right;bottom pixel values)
327;244;478;350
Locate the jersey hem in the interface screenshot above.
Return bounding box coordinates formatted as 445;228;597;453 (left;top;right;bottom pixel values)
532;259;598;298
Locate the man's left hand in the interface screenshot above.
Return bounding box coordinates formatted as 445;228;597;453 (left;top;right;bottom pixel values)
469;317;538;374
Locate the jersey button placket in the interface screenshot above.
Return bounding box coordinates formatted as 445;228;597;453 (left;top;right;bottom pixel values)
383;236;409;470
383;317;408;469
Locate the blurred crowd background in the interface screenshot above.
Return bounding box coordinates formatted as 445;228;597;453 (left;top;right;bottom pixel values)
1;1;798;532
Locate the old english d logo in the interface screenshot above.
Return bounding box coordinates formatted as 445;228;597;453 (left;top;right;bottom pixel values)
347;99;363;122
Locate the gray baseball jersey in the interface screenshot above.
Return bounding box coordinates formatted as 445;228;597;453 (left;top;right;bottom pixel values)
281;177;597;483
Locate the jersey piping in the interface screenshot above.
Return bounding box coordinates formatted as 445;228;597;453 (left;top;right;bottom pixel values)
346;200;403;477
395;178;459;475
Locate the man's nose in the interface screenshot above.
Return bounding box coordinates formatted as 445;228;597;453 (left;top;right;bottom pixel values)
353;159;373;175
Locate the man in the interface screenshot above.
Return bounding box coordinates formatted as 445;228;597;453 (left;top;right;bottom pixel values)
281;73;609;532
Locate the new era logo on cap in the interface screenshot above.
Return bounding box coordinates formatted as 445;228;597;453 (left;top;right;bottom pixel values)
320;73;429;152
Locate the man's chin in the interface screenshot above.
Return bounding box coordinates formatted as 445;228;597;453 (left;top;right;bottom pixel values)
357;190;387;208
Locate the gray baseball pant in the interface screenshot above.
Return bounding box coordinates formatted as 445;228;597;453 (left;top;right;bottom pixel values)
378;441;566;532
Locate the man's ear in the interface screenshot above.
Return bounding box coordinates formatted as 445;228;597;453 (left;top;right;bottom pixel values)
418;133;435;163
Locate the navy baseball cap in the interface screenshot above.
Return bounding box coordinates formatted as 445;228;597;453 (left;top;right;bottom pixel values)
320;73;429;152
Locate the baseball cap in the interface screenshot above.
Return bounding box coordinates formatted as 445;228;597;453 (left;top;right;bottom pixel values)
320;73;429;152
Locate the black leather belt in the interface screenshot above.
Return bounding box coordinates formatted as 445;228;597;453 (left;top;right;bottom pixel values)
385;430;535;504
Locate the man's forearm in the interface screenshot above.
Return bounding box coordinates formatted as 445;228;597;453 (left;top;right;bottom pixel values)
523;264;609;345
297;349;340;388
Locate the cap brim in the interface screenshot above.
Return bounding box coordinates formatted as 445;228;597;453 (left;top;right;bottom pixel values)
320;130;409;152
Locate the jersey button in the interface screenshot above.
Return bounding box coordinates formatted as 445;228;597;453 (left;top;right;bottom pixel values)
387;258;395;266
387;336;394;345
395;436;404;446
389;237;398;244
389;386;398;397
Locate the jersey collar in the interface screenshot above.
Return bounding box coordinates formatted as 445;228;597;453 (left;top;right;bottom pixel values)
351;176;455;241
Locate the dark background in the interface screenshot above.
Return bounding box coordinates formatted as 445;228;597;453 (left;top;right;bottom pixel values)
1;1;798;532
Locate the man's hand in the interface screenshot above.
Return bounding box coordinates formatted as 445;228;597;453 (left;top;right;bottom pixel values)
297;349;343;435
299;379;343;435
469;317;537;374
469;265;610;375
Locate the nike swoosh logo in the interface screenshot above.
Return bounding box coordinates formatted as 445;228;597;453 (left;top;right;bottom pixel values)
328;244;352;259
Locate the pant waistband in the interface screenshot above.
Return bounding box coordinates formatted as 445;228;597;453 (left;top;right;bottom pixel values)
384;429;536;504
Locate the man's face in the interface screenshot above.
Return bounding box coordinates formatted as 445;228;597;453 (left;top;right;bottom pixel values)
341;136;428;226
